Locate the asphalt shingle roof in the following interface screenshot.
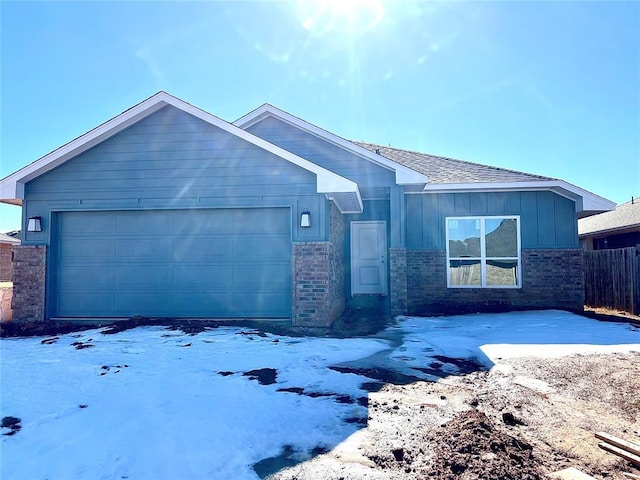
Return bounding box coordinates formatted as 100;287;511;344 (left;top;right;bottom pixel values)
354;141;555;184
578;197;640;236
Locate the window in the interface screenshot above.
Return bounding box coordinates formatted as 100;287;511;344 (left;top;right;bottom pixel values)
446;216;521;288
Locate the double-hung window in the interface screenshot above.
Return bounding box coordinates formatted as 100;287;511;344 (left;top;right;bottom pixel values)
446;216;521;288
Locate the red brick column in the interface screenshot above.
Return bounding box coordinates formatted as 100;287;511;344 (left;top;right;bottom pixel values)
292;242;332;327
12;245;47;322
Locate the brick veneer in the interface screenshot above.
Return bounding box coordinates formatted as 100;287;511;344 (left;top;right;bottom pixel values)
292;202;345;327
328;202;346;321
389;248;407;316
402;249;584;315
0;243;14;282
12;245;47;322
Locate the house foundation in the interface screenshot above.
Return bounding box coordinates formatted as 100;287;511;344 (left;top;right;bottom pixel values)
397;248;584;315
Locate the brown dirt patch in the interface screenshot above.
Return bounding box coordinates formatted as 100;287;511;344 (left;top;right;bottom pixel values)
271;352;640;479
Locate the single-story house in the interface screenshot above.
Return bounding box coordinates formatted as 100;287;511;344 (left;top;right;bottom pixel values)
0;92;615;326
579;196;640;250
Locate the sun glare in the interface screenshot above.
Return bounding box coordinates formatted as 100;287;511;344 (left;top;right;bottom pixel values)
296;0;385;36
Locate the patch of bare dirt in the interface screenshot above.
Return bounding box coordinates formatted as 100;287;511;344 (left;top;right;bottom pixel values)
271;352;640;479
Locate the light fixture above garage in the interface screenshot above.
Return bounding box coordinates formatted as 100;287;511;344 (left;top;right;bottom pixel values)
27;216;42;232
300;209;311;228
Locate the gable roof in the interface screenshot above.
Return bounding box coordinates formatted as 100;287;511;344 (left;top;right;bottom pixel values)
233;104;429;186
356;142;615;216
578;197;640;237
0;92;363;213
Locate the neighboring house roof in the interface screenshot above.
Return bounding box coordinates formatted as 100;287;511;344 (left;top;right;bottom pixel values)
0;92;362;213
578;197;640;237
0;232;20;245
356;142;615;216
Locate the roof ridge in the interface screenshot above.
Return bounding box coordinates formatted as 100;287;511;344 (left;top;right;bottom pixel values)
355;141;556;181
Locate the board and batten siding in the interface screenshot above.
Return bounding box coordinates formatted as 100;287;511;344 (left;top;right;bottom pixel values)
23;105;328;244
245;116;396;190
406;191;578;250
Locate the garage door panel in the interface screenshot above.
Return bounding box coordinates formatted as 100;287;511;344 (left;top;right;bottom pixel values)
115;266;172;288
61;212;115;235
233;265;290;291
59;266;114;291
115;238;172;261
233;208;289;233
174;212;233;234
173;265;232;290
116;211;173;235
233;236;290;261
60;239;115;264
173;293;233;315
55;208;291;318
173;237;232;262
232;293;289;317
59;293;114;316
115;293;173;316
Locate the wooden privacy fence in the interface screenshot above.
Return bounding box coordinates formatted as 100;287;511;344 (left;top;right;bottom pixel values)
584;245;640;315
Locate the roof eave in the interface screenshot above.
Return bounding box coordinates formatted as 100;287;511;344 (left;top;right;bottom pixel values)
420;180;616;214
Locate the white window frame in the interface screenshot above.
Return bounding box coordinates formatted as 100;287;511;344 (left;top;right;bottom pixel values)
445;215;522;289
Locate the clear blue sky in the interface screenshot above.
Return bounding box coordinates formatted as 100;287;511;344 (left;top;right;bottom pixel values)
1;0;639;232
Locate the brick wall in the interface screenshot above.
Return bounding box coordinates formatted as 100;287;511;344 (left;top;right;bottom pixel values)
405;249;584;315
12;245;47;322
389;248;407;315
328;201;346;321
0;243;14;282
292;202;346;327
292;242;332;327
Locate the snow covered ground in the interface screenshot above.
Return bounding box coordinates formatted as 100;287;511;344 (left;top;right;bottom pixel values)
1;310;638;480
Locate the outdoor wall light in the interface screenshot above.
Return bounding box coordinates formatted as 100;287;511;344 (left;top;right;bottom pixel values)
300;209;311;228
27;216;42;232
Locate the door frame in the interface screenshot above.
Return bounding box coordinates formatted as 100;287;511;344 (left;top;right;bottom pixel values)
350;220;388;295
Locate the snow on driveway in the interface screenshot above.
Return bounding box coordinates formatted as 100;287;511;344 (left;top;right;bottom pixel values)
1;310;638;479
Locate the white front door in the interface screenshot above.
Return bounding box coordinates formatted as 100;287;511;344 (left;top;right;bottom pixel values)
351;221;387;295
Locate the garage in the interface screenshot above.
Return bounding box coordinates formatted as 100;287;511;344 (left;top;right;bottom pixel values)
52;208;292;318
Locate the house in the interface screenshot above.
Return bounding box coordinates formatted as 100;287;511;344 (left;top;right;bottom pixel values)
0;92;615;326
0;232;20;282
578;196;640;250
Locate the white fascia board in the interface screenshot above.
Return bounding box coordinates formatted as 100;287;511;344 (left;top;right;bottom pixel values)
0;92;360;208
420;180;616;214
234;104;429;186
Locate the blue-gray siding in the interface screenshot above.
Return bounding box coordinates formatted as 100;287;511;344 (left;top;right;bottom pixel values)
406;191;578;250
245;116;396;190
24;106;327;244
52;208;291;318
